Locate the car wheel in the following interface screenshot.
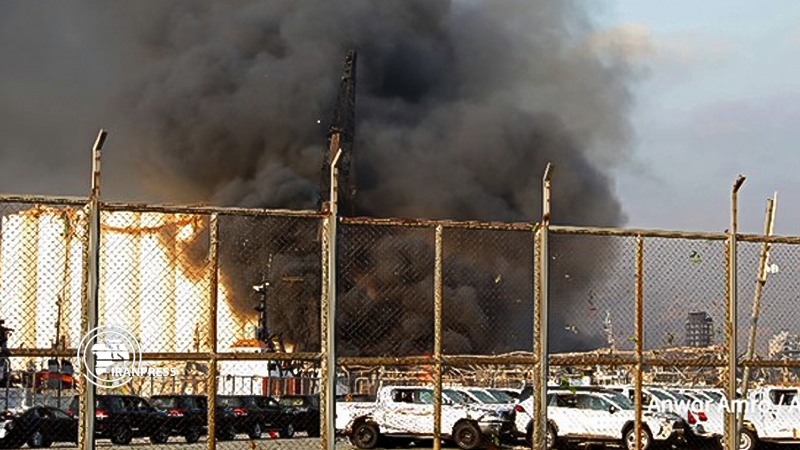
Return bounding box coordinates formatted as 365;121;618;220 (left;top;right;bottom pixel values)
249;422;262;440
625;426;652;450
150;427;170;444
453;421;483;450
739;428;758;450
280;424;295;438
111;425;133;445
546;424;557;450
185;426;202;444
27;430;51;448
350;421;380;449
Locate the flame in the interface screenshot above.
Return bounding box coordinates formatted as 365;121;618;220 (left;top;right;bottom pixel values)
0;207;246;363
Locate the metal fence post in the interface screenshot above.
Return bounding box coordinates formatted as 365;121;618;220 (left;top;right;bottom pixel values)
433;225;444;450
634;236;644;450
207;214;219;450
740;194;777;398
322;149;342;450
81;129;106;450
533;163;552;450
726;175;745;450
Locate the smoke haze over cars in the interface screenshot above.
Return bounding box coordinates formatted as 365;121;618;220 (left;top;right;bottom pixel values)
0;1;636;352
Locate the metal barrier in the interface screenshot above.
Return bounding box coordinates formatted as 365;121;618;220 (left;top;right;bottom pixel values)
3;172;800;450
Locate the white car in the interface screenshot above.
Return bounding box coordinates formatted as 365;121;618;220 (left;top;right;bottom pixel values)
338;385;512;449
738;387;800;450
513;388;686;450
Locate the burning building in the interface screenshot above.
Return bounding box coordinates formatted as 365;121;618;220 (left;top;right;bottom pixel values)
0;206;248;365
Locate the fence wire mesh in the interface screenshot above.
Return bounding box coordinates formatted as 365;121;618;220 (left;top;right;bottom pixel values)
9;193;800;450
337;223;435;358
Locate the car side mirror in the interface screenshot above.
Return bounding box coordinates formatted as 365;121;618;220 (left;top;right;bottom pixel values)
609;405;618;414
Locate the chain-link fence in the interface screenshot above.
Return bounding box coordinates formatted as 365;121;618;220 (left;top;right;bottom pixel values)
3;187;800;450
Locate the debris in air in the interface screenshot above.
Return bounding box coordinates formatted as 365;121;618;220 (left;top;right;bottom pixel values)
689;251;702;264
565;325;578;334
766;263;779;274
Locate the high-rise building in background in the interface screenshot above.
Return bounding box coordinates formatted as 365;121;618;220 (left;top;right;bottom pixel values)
685;311;714;347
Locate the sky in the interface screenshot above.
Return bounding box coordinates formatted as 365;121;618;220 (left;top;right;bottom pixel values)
600;1;800;234
1;1;799;236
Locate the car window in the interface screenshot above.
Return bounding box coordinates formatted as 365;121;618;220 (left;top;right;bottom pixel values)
415;390;434;405
279;397;306;407
554;394;578;408
98;397;124;411
770;390;798;405
151;397;178;409
218;397;243;408
575;394;609;411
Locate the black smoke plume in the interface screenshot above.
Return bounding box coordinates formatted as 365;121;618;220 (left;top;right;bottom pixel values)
0;1;633;353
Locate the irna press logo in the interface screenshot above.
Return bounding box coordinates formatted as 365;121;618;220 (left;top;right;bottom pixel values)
77;325;179;389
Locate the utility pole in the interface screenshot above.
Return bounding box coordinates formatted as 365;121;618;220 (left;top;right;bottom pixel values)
0;319;13;411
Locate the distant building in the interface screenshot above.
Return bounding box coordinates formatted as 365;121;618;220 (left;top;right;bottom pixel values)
768;331;800;359
685;312;714;347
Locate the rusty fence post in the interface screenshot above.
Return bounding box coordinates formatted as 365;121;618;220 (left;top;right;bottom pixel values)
81;129;106;450
433;225;444;450
533;163;552;450
207;214;219;450
634;236;644;450
726;175;745;450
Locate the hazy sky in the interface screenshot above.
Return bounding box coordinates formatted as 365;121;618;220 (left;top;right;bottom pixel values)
2;1;799;236
601;1;800;235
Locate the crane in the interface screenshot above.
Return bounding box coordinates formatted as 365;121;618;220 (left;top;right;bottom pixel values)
318;50;358;216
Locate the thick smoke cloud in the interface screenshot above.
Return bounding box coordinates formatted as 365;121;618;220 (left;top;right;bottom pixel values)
0;1;634;353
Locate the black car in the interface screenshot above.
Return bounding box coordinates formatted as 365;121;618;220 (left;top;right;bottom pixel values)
217;395;286;439
149;394;238;442
277;394;320;437
67;395;174;445
0;406;77;448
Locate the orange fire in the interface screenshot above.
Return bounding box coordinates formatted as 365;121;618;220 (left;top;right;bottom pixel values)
0;206;246;362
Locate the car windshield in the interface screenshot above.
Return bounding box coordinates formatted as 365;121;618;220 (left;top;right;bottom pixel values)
600;392;634;410
487;390;514;403
468;390;498;404
648;389;674;401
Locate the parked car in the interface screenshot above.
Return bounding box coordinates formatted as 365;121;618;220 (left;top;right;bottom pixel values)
216;395;285;439
513;388;687;450
738;386;800;450
337;385;511;449
150;394;238;442
0;406;77;448
67;395;174;445
277;394;320;437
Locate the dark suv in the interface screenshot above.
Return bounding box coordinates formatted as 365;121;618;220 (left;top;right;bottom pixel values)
150;394;238;443
277;394;320;437
67;395;174;445
217;395;287;439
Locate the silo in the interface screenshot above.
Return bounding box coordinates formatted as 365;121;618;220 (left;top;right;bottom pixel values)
139;212;176;352
36;212;66;349
0;213;38;351
100;212;141;336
